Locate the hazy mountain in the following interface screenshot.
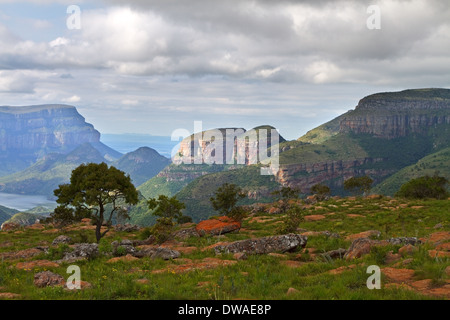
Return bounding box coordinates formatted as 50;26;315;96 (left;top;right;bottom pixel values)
0;205;19;226
112;147;171;187
0;104;122;177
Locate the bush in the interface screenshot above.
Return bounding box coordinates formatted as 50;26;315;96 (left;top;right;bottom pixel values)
395;175;449;199
310;183;331;200
344;176;373;195
278;205;305;234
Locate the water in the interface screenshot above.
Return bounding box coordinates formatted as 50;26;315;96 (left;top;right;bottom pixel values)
0;192;56;211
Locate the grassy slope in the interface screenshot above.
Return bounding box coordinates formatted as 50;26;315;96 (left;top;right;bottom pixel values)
373;147;450;196
0;205;19;225
0;196;448;300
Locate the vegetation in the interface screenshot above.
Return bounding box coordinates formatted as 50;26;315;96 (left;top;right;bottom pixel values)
344;176;374;196
396;175;449;200
147;195;188;243
210;183;246;222
278;205;305;234
53;162;139;243
271;186;300;213
310;183;331;200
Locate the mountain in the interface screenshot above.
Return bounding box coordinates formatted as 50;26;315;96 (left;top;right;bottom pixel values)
141;88;450;222
0;205;19;225
0;104;121;176
0;143;107;197
112;147;171;187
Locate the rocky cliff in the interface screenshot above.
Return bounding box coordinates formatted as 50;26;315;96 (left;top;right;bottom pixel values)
339;89;450;139
0;104;120;176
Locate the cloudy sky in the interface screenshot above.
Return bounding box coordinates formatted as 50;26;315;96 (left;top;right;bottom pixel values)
0;0;449;140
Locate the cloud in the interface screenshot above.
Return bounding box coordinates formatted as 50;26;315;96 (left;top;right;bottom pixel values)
62;95;81;102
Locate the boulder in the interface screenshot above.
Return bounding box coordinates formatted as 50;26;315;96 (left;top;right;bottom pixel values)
34;271;65;288
196;216;241;236
345;230;381;241
321;248;347;260
344;238;388;260
114;224;141;232
387;237;421;246
61;243;98;262
52;235;72;246
0;222;21;232
171;227;200;240
134;247;180;260
214;234;307;255
111;240;137;256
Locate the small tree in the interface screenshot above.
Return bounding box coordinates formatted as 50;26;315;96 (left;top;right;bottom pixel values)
310;183;331;201
344;176;373;196
53;162;139;243
278;205;305;234
395;175;449;199
271;186;299;213
148;195;187;244
210;183;246;221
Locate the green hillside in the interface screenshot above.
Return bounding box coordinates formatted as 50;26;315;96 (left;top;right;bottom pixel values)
297;112;348;144
373;147;450;196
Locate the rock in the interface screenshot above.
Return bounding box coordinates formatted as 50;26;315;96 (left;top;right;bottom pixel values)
233;252;248;260
385;251;401;264
52;235;72;246
382;268;415;283
436;242;450;251
1;222;21;232
433;223;443;229
0;248;44;261
398;244;418;257
410;279;433;291
286;287;299;296
195;216;241;236
61;243;98;262
345;230;381;241
171;227;200;240
16;260;60;270
134;247;180;260
321;248;347;260
445;266;450;276
425;231;450;244
214;234;307;255
114;224;141;232
304;215;326;222
344;238;388;260
0;292;21;299
106;254;139;263
300;230;340;238
387;237;421;246
111;240;137;256
34;271;65;288
328;265;356;275
428;250;450;258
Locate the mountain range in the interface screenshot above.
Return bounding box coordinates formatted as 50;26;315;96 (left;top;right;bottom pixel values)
0;88;449;226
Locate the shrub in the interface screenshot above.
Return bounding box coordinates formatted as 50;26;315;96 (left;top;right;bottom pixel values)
395;175;449;199
278;205;305;234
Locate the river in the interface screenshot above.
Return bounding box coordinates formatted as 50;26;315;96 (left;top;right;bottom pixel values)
0;192;56;211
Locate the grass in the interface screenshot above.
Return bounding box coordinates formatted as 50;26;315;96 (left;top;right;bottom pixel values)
0;196;448;300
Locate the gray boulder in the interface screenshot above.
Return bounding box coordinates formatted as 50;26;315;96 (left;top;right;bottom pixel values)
52;235;72;246
134;247;180;260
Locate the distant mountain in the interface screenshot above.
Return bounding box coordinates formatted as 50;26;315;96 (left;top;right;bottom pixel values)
0;205;19;225
0;104;122;177
112;147;171;187
134;88;450;222
0;142;107;197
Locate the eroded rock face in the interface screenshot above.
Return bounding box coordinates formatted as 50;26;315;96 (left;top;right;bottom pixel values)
214;234;307;255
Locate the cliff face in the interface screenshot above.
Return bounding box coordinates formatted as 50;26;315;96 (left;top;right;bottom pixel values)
339;89;450;139
0;104;100;153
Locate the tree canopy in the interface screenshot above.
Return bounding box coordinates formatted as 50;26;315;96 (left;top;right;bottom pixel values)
395;175;449;199
53;162;139;242
344;176;373;195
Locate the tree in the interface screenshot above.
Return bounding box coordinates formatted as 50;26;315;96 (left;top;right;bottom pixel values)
395;175;449;199
147;195;189;243
53;162;139;243
271;186;299;213
210;183;246;221
278;205;305;234
344;176;373;196
310;183;331;200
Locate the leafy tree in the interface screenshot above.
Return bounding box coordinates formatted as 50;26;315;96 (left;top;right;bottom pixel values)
278;205;305;234
310;183;331;200
344;176;373;196
147;195;188;243
210;183;246;221
271;186;299;213
395;175;449;199
53;162;139;243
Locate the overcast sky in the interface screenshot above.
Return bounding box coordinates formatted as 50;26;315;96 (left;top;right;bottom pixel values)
0;0;449;140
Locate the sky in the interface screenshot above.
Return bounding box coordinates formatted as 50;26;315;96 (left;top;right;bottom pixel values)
0;0;449;140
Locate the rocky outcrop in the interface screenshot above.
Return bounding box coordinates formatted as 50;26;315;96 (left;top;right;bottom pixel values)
339;89;450;139
214;233;307;255
196;216;241;236
34;271;65;288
